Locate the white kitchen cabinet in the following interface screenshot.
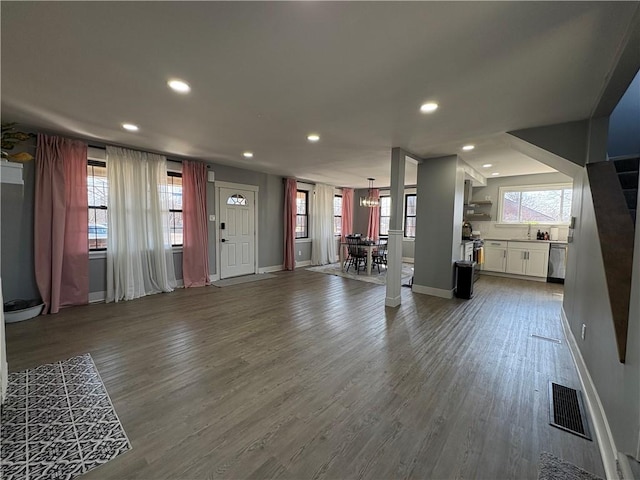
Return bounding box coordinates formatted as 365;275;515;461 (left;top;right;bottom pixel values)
505;242;549;278
506;247;527;275
526;248;549;277
483;241;507;272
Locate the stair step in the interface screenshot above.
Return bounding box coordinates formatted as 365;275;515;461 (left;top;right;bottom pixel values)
613;157;640;173
618;171;639;189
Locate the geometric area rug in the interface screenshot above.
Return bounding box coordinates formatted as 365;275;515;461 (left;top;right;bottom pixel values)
1;354;131;480
538;452;603;480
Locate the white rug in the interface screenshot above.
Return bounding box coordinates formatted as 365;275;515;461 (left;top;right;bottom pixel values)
0;354;131;480
306;262;414;286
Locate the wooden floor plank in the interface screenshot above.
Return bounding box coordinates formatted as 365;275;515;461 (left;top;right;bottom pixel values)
4;271;604;479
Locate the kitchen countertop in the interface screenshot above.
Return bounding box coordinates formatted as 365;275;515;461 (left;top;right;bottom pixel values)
484;238;568;244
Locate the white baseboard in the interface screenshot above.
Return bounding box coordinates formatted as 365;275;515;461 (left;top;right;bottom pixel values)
479;270;547;282
176;279;184;288
259;265;284;274
88;291;105;303
296;260;312;268
560;307;620;480
385;295;402;307
411;283;453;299
209;273;220;283
401;257;415;264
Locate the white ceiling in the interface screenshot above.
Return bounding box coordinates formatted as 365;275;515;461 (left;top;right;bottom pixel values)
2;2;637;188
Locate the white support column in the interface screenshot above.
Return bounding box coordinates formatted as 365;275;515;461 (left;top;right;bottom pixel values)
385;148;406;307
385;229;403;307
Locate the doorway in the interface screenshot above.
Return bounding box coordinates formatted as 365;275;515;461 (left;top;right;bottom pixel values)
216;182;259;279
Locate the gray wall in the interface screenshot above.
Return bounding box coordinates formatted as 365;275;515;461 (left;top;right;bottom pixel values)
516;118;640;460
509;120;590;168
413;155;464;291
608;69;640;158
205;163;284;272
0;130;285;299
563;169;640;457
1;160;39;301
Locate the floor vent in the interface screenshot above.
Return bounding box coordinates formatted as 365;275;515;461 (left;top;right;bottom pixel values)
548;382;592;440
531;334;561;344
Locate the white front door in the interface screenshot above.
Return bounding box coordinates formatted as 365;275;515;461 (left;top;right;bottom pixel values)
219;187;256;279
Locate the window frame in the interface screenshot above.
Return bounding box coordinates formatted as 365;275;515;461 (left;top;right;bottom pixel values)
88;159;108;252
167;171;183;247
497;183;573;225
378;195;391;237
333;194;342;237
87;155;185;252
404;193;417;238
296;189;309;239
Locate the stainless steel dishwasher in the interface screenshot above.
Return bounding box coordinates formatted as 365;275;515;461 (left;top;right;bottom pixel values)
547;243;568;283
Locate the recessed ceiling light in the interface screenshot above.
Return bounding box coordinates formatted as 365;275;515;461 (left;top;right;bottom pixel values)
168;79;191;93
122;123;139;132
243;151;254;158
307;134;320;142
420;102;439;113
491;172;500;176
462;145;475;151
482;163;493;168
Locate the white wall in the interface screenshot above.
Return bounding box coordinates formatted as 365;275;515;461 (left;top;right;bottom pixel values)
470;172;573;241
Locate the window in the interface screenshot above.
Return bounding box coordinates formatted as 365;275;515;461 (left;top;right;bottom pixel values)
498;184;572;224
296;190;308;238
87;160;108;250
167;172;183;246
227;194;247;206
404;194;417;238
334;195;342;236
87;159;184;250
379;195;391;236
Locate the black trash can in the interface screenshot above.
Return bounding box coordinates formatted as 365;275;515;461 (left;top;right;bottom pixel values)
455;261;476;299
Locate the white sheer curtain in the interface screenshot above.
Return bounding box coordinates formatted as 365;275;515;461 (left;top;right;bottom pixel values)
106;146;176;302
311;183;337;265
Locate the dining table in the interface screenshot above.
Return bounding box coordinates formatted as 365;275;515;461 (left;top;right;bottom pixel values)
339;239;377;276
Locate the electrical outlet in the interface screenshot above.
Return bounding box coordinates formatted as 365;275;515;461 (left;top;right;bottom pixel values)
298;250;302;256
581;324;586;340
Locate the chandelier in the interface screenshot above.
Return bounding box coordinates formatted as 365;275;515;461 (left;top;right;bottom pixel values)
359;178;380;208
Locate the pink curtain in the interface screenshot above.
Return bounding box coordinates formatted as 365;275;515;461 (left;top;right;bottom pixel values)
34;134;88;314
182;161;210;287
341;188;354;241
366;188;380;240
283;178;297;270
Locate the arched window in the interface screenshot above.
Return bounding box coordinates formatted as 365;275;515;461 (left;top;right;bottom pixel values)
227;194;247;206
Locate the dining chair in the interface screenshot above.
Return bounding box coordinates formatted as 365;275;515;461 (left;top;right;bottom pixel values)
372;238;388;273
345;235;367;274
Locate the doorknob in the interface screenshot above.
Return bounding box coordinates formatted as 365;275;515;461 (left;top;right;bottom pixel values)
221;239;226;242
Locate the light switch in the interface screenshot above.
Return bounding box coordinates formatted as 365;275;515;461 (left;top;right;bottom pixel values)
209;215;215;222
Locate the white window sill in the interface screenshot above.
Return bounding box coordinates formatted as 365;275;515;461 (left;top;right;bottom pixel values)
494;223;570;228
296;238;312;243
89;250;107;260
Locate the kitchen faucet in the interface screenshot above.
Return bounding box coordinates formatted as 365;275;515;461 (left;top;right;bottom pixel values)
527;223;531;240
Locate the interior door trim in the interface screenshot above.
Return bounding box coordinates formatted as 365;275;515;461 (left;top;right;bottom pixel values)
214;181;260;279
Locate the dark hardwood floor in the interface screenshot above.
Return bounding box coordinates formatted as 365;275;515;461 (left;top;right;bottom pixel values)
4;270;604;479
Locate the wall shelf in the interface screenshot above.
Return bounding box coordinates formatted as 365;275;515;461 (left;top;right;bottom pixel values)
464;200;492;221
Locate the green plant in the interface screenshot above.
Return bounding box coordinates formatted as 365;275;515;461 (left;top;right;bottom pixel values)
1;122;35;162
